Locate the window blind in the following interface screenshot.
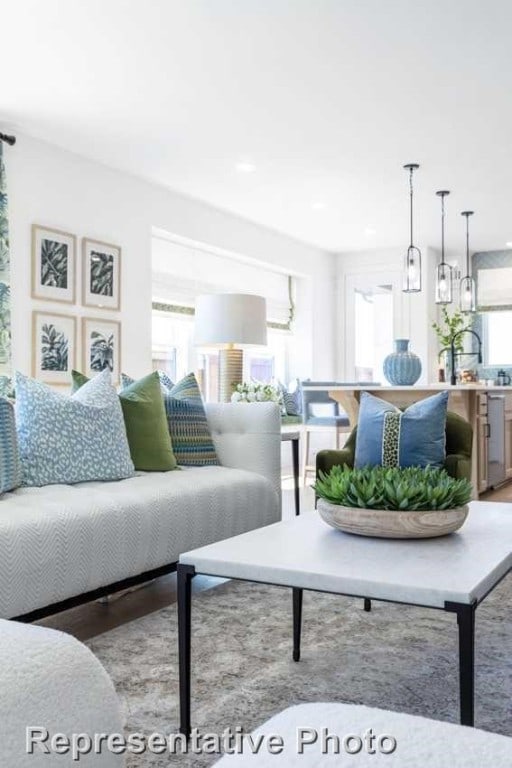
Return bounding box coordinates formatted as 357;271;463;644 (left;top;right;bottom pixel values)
152;236;294;328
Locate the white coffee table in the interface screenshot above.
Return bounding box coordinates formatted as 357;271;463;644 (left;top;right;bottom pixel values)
177;501;511;735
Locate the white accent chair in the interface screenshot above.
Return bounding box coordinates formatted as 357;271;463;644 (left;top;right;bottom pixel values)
0;619;124;767
214;702;512;767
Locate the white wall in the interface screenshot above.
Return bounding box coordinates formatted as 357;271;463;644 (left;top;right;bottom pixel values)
336;246;439;383
7;133;335;381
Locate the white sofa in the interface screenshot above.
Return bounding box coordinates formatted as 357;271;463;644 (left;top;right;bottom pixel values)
0;402;281;620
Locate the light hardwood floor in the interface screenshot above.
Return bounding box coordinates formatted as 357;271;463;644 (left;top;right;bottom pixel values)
38;476;511;641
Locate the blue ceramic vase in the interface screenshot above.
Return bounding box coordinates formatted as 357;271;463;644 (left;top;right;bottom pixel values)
383;339;422;385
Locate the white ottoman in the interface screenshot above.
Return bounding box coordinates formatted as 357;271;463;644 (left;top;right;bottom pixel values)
214;702;512;767
0;619;124;767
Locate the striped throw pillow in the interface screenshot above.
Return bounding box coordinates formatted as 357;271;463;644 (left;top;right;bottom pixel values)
0;397;21;493
162;373;219;466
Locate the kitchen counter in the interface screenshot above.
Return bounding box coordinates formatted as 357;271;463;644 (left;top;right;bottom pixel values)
302;383;512;391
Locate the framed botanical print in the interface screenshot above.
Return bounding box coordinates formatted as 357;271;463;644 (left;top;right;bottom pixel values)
82;238;121;310
82;317;121;384
32;225;76;303
32;311;76;384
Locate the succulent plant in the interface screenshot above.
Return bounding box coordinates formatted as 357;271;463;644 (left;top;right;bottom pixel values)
314;465;472;512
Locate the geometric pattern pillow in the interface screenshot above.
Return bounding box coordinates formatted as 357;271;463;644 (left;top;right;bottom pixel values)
0;397;21;493
15;370;135;487
354;390;449;470
162;373;219;466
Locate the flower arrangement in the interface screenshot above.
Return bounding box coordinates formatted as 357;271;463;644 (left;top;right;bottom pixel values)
314;465;472;512
231;381;283;405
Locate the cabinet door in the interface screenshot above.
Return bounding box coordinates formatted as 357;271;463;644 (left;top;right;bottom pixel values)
477;414;489;493
505;394;512;480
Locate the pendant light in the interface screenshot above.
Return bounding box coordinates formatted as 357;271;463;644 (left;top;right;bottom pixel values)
460;211;476;313
402;163;422;293
435;190;453;304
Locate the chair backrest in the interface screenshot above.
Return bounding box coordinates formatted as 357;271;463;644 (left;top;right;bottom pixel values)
299;381;381;422
300;381;344;421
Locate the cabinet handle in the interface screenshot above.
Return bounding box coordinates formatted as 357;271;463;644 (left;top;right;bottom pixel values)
485;423;491;438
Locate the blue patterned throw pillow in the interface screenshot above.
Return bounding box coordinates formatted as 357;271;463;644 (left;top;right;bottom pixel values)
163;373;219;466
15;370;135;486
354;390;449;469
0;397;21;493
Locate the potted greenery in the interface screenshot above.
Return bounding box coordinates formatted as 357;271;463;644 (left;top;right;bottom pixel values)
314;465;472;539
432;307;472;381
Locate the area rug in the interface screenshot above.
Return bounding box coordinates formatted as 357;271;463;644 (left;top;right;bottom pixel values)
87;576;511;766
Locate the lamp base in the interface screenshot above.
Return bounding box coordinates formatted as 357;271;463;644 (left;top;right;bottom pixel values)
219;347;243;402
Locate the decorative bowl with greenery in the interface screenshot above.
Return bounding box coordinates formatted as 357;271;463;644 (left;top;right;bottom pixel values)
314;465;472;539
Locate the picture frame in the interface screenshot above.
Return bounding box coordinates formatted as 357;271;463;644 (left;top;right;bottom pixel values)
32;311;76;385
82;317;121;384
31;225;76;304
82;238;121;310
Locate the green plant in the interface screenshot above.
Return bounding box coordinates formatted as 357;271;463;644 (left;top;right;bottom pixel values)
314;465;472;511
432;307;472;355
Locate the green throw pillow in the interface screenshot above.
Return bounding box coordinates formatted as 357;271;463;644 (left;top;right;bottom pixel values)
71;370;177;472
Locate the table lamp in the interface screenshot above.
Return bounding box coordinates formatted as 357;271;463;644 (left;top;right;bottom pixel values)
194;293;267;401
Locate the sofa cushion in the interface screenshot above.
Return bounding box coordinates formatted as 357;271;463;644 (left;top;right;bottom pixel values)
0;398;21;493
15;370;134;486
0;466;279;619
74;370;177;472
355;390;448;469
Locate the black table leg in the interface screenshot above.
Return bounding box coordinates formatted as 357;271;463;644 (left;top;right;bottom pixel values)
457;603;476;726
293;587;303;661
364;598;372;612
446;600;476;726
178;564;196;736
292;438;300;515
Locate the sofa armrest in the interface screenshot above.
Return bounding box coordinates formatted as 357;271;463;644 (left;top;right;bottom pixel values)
205;402;282;506
444;453;472;482
0;619;123;765
316;448;355;478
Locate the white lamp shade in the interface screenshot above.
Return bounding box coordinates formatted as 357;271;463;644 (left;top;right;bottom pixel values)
194;293;267;346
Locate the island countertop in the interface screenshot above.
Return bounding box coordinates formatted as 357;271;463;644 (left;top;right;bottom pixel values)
302;383;512;391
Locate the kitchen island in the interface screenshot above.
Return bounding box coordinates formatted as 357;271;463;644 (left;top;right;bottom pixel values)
302;384;512;497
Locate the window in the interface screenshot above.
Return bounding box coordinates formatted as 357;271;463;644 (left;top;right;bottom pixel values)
483;311;512;366
352;285;393;381
151;311;193;382
151;309;290;400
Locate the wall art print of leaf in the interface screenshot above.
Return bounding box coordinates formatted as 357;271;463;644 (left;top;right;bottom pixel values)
90;330;114;372
41;323;69;371
41;238;68;289
90;251;114;297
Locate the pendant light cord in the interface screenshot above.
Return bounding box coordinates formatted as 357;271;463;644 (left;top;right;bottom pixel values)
465;215;470;274
409;166;414;248
441;194;445;263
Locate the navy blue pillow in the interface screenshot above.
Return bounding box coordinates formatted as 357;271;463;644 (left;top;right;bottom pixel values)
354;390;449;469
